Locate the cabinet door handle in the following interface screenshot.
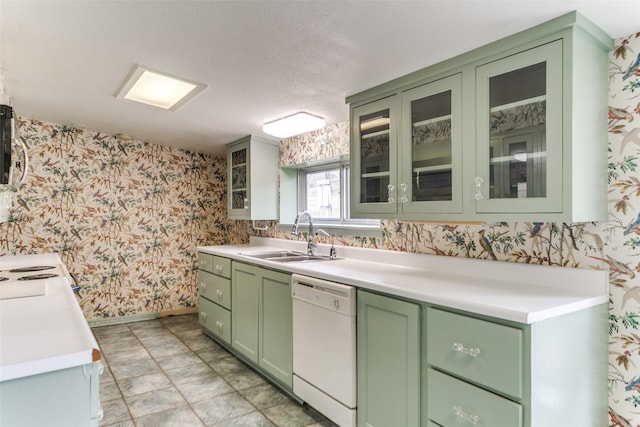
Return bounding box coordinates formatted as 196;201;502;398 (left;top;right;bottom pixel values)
97;405;104;422
96;360;105;376
387;184;396;203
453;405;479;424
474;176;484;200
216;321;224;332
243;197;249;210
400;183;408;203
453;342;481;357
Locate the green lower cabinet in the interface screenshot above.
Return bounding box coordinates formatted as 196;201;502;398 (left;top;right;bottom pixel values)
199;296;231;345
231;261;293;389
231;262;260;363
425;304;608;427
428;368;522;427
258;268;293;387
357;289;421;427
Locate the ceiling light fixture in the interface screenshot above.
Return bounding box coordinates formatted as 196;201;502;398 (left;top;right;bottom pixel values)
262;112;325;138
116;65;207;111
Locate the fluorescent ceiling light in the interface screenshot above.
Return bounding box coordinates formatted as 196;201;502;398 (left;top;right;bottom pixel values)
116;65;206;111
262;112;325;138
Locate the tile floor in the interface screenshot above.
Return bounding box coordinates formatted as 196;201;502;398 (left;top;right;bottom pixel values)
93;314;336;427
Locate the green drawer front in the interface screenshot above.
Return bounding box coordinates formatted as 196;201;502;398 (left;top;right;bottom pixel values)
197;252;214;273
427;369;522;427
197;253;231;278
212;256;231;278
427;308;523;398
199;270;231;309
199;297;231;345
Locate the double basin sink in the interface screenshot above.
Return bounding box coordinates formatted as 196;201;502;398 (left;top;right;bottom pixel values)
239;250;336;263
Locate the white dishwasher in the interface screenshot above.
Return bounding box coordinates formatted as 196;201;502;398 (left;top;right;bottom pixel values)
291;274;357;427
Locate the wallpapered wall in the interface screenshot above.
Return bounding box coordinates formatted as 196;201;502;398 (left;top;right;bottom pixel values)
268;34;640;425
0;120;250;320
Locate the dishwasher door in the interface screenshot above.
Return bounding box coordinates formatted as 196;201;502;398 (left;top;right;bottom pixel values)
291;274;357;425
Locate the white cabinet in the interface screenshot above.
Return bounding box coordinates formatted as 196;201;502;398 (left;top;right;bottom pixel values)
227;135;279;220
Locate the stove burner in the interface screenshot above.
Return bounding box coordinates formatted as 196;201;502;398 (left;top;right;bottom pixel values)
0;276;9;282
9;265;56;273
17;273;59;281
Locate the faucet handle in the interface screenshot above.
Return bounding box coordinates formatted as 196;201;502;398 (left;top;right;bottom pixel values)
316;228;337;260
329;245;337;260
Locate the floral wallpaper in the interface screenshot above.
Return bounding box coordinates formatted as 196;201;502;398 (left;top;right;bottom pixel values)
0;119;250;321
266;34;640;425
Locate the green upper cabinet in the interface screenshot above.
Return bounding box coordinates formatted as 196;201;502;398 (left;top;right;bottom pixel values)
351;74;463;218
227;135;279;220
401;73;463;216
350;95;399;217
346;11;612;222
475;40;562;215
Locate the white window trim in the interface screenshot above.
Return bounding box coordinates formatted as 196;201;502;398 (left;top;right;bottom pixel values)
279;157;381;238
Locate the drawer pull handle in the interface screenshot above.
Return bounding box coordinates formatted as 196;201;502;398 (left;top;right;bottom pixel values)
200;282;208;291
215;265;223;274
200;312;207;321
453;405;480;425
216;289;224;299
216;321;224;332
453;342;481;358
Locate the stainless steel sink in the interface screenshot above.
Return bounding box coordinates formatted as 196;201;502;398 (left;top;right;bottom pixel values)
238;250;306;259
239;251;337;262
269;255;334;263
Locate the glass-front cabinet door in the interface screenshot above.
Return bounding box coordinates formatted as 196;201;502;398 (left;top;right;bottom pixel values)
401;73;462;215
229;143;249;217
350;95;399;217
475;40;562;214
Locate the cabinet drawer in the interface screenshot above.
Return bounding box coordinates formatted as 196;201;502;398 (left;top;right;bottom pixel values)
428;369;522;427
199;297;231;345
427;308;523;398
197;252;214;273
197;253;231;278
199;270;231;310
212;256;231;278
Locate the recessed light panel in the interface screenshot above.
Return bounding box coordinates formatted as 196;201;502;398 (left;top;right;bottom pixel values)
262;112;325;138
116;65;206;111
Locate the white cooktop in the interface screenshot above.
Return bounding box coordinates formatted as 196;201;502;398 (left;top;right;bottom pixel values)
0;265;66;300
0;253;100;382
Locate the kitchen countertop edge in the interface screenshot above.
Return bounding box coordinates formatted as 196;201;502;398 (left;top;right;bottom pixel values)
198;237;609;324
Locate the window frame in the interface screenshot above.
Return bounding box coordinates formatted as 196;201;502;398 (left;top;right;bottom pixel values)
278;158;381;237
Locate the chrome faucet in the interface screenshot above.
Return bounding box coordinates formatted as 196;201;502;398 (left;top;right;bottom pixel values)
316;228;337;260
291;211;315;255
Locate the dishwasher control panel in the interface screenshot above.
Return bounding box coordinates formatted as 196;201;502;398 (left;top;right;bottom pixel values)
291;274;356;316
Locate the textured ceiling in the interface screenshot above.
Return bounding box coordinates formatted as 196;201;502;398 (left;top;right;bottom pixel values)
1;1;638;157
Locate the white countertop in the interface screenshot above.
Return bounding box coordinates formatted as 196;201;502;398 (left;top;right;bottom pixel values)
0;254;100;382
199;237;609;324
